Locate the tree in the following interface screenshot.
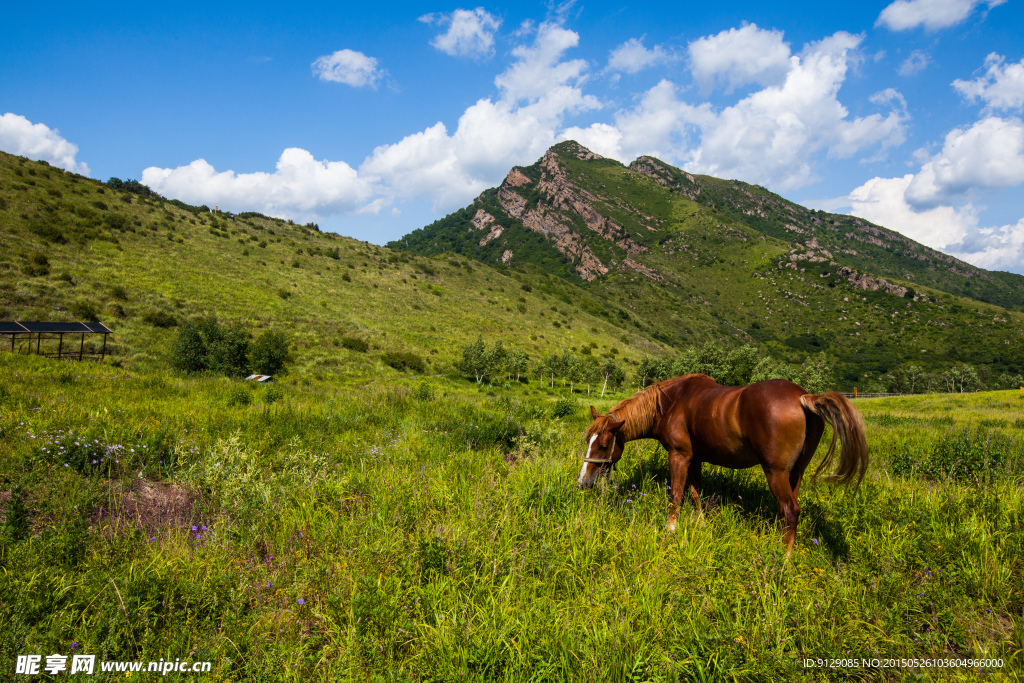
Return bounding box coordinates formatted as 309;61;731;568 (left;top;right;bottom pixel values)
507;349;528;382
600;358;626;397
462;336;490;384
488;340;508;381
724;345;761;385
207;322;251;377
797;354;834;394
170;321;207;373
943;364;980;393
250;330;291;375
565;352;586;393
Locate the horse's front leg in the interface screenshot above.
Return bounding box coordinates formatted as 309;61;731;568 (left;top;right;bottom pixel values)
665;446;693;532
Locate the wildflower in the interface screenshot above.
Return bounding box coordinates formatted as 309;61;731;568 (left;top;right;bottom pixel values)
297;598;305;605
267;582;272;589
71;641;78;651
192;526;197;531
812;538;819;546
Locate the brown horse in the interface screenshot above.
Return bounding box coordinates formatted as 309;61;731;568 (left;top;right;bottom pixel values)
578;374;868;554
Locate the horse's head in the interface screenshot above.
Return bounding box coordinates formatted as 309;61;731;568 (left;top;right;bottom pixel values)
578;406;625;489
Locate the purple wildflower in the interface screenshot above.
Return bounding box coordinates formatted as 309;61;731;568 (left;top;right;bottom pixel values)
297;598;305;605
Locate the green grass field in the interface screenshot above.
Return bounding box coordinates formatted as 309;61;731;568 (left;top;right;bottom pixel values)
2;354;1021;681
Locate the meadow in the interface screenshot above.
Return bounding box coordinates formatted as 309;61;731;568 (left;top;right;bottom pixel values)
1;353;1022;681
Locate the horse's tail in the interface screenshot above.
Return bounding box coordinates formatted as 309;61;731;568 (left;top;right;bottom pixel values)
799;392;868;486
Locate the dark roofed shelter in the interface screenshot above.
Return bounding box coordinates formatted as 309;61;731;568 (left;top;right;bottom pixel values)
1;321;113;361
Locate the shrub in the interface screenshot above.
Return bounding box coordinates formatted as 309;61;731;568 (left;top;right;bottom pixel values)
341;336;369;352
69;299;100;321
227;385;252;407
4;487;30;542
250;330;290;375
207;322;251;377
551;397;577;419
170;321;208;373
414;382;435;401
143;309;178;328
23;252;50;276
264;386;284;405
382;351;426;373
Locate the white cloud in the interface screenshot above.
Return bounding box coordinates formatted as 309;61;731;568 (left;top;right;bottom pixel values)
847;174;977;248
845;174;1024;272
905;116;1024;207
563;31;907;191
607;37;673;74
311;49;382;87
362;21;598;211
876;0;1006;31
0;113;90;175
898;50;930;76
948;217;1024;270
141;148;377;219
953;53;1024;111
688;23;792;93
420;8;501;59
143;20;598;220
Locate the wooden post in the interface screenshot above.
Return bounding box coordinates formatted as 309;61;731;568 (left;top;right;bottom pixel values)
58;333;63;360
80;333;85;361
854;386;858;398
101;333;107;360
36;333;41;355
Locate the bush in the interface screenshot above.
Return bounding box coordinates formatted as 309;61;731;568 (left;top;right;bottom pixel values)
551;397;577;419
341;336;369;352
227;385;252;407
69;299;100;321
23;251;51;276
250;330;290;375
264;386;283;405
206;321;251;377
414;382;435;401
382;351;426;373
143;309;178;328
170;321;208;373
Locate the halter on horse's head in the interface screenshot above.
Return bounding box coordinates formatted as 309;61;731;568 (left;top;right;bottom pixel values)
577;406;625;489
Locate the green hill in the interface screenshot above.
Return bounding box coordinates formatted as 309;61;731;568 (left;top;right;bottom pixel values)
0;150;677;382
391;141;1024;388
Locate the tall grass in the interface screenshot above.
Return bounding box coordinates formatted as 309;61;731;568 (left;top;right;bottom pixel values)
1;355;1022;680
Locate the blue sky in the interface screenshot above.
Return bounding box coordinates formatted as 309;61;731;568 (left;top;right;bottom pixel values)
3;0;1023;272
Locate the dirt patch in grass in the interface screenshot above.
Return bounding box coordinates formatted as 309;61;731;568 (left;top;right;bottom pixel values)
91;479;204;534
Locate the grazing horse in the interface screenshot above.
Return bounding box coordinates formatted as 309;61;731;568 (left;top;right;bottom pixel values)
578;374;867;554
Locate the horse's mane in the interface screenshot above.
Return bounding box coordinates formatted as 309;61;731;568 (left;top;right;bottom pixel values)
587;375;700;441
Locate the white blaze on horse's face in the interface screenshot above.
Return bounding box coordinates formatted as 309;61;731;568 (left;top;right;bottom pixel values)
578;434;598;486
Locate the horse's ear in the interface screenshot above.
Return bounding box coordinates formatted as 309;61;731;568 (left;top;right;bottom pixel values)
608;418;625;432
590;406;600;420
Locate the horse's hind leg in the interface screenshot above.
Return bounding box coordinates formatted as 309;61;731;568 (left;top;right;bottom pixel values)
688;459;704;521
763;468;800;557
